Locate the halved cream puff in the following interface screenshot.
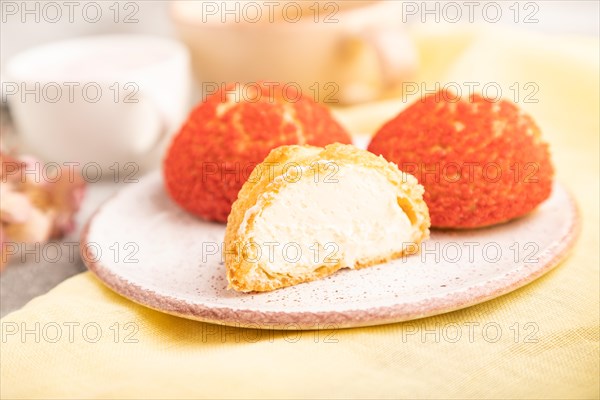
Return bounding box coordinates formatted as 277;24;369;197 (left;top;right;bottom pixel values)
225;143;430;292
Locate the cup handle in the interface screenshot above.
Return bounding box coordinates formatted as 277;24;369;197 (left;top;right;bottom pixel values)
359;27;418;87
139;101;169;156
122;90;171;157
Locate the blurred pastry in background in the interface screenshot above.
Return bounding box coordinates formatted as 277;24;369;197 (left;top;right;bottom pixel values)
163;82;352;222
171;0;417;104
368;90;554;228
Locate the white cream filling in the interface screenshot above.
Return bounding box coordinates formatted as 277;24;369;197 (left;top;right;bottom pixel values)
242;165;413;276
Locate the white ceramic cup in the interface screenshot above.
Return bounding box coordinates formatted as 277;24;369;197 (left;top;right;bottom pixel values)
171;0;417;104
4;34;190;175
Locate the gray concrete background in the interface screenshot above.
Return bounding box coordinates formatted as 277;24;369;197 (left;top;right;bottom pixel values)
1;180;123;317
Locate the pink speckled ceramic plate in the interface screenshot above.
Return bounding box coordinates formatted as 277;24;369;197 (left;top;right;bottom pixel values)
82;171;579;329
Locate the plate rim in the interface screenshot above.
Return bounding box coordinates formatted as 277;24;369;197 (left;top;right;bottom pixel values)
81;178;581;330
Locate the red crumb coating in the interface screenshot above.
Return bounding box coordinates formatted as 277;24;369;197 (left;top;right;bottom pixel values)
164;83;352;222
368;90;554;228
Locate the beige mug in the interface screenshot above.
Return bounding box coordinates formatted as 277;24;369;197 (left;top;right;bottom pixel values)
171;0;417;104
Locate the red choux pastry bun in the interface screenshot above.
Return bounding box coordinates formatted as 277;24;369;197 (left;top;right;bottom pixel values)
164;82;352;222
368;90;554;228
